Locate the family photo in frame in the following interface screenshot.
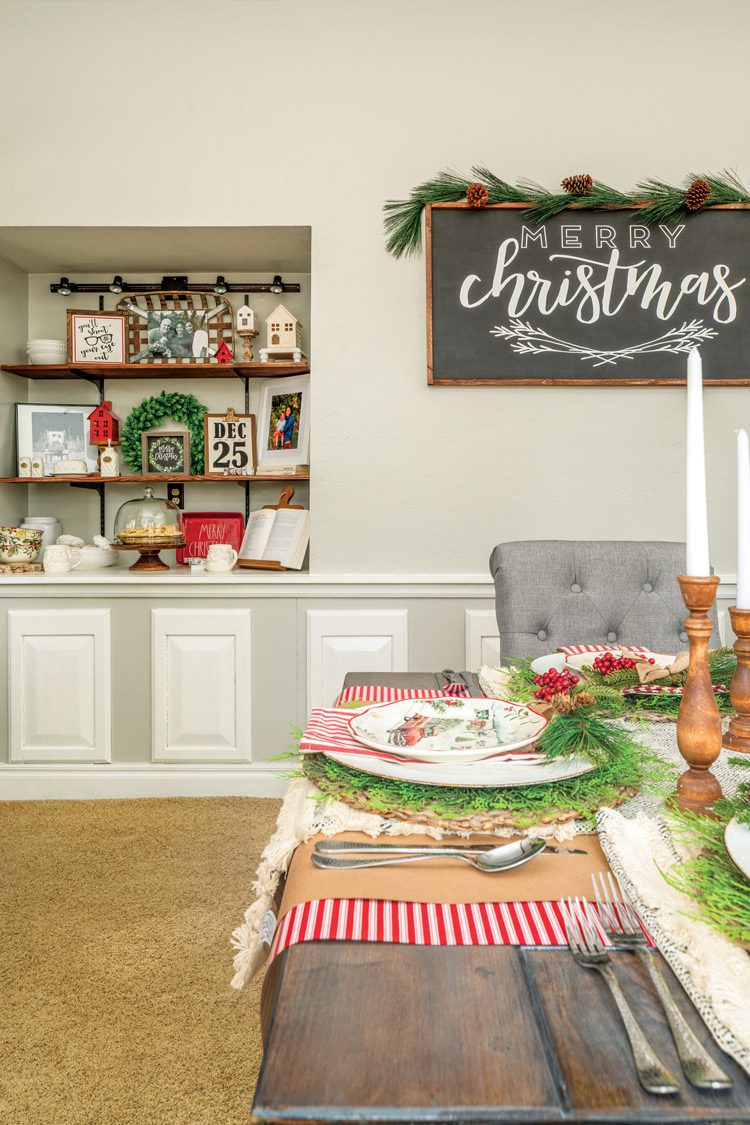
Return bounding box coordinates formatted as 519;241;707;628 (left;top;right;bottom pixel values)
257;375;310;468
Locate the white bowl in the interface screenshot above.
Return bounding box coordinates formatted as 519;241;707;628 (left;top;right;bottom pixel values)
75;545;117;570
26;339;66;365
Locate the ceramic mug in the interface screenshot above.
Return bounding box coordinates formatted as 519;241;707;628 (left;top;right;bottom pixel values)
205;543;238;572
42;544;83;574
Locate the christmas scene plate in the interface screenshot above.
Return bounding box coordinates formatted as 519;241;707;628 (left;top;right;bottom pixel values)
347;697;548;764
724;817;750;883
323;746;596;788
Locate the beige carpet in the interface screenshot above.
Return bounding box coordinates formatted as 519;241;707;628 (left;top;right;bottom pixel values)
0;796;281;1125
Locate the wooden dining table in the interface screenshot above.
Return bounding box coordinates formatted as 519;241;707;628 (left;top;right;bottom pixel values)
250;673;750;1124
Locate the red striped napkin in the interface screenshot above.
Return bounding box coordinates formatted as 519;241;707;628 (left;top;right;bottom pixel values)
334;684;471;706
268;898;653;962
299;703;544;765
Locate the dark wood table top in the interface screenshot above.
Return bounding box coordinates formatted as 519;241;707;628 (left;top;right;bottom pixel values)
251;674;750;1123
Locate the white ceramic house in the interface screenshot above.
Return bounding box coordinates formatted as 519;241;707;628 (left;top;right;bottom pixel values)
236;304;255;332
260;303;303;362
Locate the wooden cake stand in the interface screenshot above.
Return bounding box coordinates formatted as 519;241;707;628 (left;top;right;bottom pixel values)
112;538;186;572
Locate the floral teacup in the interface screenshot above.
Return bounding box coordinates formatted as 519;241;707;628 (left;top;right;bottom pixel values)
0;526;44;563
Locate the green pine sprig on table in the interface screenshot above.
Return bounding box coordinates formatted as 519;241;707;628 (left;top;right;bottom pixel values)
536;710;641;766
662;806;750;944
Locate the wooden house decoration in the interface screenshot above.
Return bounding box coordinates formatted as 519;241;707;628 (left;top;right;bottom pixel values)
87;400;120;445
236;304;255;332
214;340;234;364
260;303;304;363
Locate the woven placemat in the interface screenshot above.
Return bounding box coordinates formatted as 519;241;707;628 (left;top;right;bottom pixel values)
302;751;639;832
328;785;639;833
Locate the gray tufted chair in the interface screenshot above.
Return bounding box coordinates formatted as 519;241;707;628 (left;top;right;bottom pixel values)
489;540;720;661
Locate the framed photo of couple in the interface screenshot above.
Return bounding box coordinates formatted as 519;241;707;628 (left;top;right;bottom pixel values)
258;374;310;468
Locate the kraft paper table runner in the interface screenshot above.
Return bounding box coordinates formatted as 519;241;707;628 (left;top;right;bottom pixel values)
278;830;609;919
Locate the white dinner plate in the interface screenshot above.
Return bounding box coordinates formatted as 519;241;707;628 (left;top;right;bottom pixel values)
724;817;750;882
347;697;549;764
323;746;597;788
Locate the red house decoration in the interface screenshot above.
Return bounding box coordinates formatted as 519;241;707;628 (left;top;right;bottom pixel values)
87;401;120;446
214;340;234;364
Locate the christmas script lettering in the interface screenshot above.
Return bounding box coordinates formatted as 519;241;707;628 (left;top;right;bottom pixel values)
459;235;746;325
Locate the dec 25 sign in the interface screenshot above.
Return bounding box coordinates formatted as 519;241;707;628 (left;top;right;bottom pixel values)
426;203;750;385
204;410;257;475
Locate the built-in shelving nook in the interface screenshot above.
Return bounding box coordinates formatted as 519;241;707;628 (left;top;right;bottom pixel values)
0;225;312;567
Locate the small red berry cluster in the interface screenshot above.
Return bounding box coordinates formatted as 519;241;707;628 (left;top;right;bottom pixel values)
533;668;579;701
591;652;655;675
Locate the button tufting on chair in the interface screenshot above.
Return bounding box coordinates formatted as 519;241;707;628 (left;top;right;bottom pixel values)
489;541;720;660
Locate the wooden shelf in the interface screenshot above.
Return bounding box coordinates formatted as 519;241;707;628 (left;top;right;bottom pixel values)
0;361;310;381
0;472;310;484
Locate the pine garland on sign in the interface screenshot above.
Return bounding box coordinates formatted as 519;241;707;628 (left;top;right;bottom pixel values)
121;391;208;475
383;168;750;258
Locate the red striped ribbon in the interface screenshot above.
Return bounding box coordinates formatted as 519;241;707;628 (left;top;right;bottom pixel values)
268;898;652;962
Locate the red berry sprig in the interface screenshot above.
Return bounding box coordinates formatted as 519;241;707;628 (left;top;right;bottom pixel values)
533;668;579;702
591;652;655;676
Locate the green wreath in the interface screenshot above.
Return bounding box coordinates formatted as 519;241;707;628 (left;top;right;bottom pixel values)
121;391;208;474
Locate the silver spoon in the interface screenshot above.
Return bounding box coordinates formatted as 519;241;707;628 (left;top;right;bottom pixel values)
315;840;587;857
311;837;548;873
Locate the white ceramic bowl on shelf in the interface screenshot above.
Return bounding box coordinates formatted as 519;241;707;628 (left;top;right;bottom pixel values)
26;338;67;365
75;545;117;570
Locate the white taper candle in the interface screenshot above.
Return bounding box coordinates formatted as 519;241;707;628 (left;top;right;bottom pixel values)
737;429;750;609
685;348;710;576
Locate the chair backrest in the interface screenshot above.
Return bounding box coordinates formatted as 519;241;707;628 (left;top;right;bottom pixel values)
489;540;720;660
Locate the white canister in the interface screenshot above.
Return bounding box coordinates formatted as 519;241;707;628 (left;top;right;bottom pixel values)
30;456;44;478
18;456;32;477
42;544;82;574
21;516;62;560
205;543;239;572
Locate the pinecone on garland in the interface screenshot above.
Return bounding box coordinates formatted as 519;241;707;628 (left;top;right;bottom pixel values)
551;690;596;714
466;182;489;208
561;173;593;196
685;178;712;211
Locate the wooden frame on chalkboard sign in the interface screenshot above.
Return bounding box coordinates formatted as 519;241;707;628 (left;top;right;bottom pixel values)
141;430;191;474
426;202;750;387
67;310;127;365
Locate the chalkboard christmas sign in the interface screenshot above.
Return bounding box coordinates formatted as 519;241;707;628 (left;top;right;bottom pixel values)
427;204;750;385
141;431;190;474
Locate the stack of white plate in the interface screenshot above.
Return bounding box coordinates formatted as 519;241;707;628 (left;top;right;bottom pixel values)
26;338;66;365
334;697;596;788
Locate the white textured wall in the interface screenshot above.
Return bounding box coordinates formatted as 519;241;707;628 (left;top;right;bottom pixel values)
0;0;746;575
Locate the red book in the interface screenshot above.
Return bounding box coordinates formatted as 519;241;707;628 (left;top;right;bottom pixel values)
177;511;245;563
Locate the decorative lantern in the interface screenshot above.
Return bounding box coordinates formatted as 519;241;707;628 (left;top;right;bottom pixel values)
87;400;120;446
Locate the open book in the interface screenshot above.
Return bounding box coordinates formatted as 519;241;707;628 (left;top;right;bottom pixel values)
238;507;310;570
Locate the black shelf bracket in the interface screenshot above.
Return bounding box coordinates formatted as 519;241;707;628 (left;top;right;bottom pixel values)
70;480;105;536
68;368;105;401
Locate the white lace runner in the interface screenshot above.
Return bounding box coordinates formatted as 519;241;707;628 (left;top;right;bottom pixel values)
598;808;750;1077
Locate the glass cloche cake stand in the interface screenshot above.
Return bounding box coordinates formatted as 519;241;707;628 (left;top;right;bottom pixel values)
112;486;186;571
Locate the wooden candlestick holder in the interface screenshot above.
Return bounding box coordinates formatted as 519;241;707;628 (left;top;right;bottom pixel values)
674;574;723;813
724;606;750;754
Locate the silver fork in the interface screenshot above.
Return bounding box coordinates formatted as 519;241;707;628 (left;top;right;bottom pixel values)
593;872;732;1090
561;897;680;1095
